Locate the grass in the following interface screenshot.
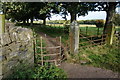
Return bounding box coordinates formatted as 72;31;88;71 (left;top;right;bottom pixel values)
19;24;69;45
17;23;120;73
80;27;104;36
67;36;119;72
8;63;67;79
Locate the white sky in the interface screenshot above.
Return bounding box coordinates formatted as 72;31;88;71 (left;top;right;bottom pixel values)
47;8;120;20
47;11;107;20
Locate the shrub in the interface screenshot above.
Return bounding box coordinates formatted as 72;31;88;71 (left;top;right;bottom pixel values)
113;13;120;26
8;64;67;79
95;20;104;28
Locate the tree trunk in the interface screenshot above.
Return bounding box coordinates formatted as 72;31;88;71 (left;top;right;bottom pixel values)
23;20;26;24
43;18;46;25
103;2;117;34
70;12;77;23
30;17;33;26
27;19;29;24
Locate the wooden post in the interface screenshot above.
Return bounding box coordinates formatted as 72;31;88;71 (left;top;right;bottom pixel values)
86;26;88;35
0;14;5;35
33;31;36;63
97;27;100;35
69;20;79;54
59;36;61;64
106;22;115;45
101;34;103;45
40;37;43;66
0;14;5;79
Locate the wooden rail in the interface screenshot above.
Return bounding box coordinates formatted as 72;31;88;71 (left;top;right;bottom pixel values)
79;34;107;48
34;35;62;66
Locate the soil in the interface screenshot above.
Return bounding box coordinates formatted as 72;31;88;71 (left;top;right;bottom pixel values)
39;32;120;78
59;62;120;78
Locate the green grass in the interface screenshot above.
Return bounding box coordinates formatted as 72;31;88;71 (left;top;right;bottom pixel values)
68;36;119;72
8;64;67;79
80;27;104;36
20;24;69;45
116;27;120;31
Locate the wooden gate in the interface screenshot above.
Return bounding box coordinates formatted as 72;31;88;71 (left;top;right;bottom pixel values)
33;34;62;66
79;33;107;49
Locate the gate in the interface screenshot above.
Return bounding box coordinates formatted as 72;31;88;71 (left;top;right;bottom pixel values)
79;33;107;49
33;34;62;66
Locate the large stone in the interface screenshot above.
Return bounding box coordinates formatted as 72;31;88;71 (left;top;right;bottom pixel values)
69;21;79;54
8;42;18;52
0;46;11;57
0;55;7;63
0;62;2;76
9;32;18;42
0;26;34;79
8;52;18;60
1;33;11;46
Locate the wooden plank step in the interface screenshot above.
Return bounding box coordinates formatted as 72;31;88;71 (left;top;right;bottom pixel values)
38;59;61;62
36;46;61;49
43;53;61;56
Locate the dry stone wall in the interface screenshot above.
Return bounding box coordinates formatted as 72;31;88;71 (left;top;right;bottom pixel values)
0;24;34;79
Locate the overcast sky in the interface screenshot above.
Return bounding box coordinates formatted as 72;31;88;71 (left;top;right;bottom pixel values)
48;8;120;20
47;11;106;20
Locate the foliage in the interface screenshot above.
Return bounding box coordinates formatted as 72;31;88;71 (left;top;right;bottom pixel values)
33;65;67;79
77;19;105;26
113;13;120;26
95;19;104;28
5;2;43;22
8;64;67;79
48;20;70;24
5;2;57;25
58;2;97;22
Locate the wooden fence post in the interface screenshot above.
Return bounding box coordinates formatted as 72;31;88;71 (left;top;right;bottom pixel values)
106;22;115;45
40;37;43;66
0;14;5;35
97;27;100;35
86;26;88;35
69;20;79;54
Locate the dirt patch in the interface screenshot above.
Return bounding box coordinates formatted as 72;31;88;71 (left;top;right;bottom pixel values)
59;62;120;78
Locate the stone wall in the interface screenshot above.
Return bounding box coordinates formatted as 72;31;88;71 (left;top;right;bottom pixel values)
0;24;34;79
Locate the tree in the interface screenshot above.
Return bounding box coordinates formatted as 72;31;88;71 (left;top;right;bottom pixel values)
5;2;57;25
5;2;30;23
91;2;119;33
103;2;118;34
37;2;61;25
113;13;120;26
35;2;55;25
59;2;95;23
